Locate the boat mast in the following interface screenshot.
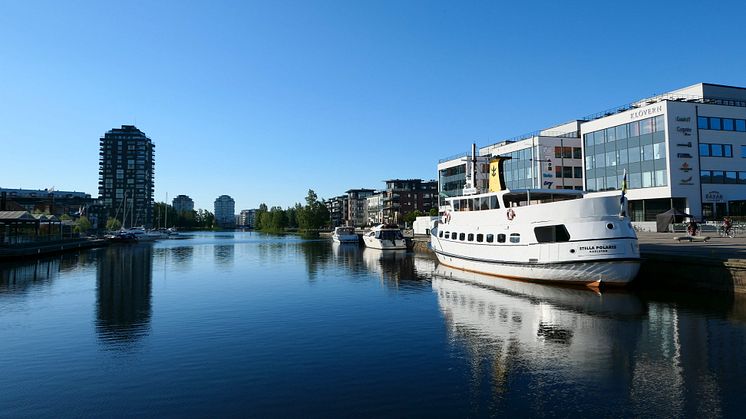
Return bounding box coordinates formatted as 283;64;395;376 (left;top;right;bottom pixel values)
463;143;478;196
165;192;168;229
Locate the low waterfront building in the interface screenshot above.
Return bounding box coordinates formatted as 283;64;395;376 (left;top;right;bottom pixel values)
172;194;194;214
0;188;93;217
214;195;235;228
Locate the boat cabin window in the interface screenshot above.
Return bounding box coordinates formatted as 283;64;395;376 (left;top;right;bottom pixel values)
479;198;489;210
439;231;443;238
447;194;501;212
467;233;474;241
490;196;499;209
509;233;521;243
503;191;582;208
476;233;483;242
486;234;494;243
534;225;571;243
444;232;450;239
459;233;465;241
497;234;506;243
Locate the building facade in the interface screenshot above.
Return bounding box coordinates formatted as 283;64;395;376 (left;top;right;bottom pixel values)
382;179;438;224
582;83;746;221
366;193;383;225
346;189;376;227
172;194;194;214
98;125;155;228
326;195;348;227
0;188;92;216
214;195;235;228
238;209;256;228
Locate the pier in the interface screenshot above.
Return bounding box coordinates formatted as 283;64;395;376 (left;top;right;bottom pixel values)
0;238;109;262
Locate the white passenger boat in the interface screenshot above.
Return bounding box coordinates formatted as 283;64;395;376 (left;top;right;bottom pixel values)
362;224;407;250
332;226;359;243
121;227;167;241
430;146;640;287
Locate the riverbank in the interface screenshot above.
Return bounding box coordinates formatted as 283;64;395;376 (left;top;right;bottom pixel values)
0;238;109;262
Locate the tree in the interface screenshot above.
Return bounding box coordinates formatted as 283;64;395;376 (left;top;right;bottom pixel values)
297;190;328;232
74;216;92;233
429;208;439;216
106;217;122;231
403;210;423;224
60;214;72;221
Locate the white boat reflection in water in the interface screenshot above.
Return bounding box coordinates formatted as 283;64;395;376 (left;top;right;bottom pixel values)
432;264;646;380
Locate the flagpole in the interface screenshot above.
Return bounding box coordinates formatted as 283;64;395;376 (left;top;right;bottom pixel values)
620;169;628;217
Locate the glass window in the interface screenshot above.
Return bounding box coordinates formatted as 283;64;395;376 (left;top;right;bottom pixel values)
486;234;494;243
726;171;737;184
617;148;628;165
594;130;605;146
742;145;746;158
439;231;443;238
616;124;628;140
555;165;563;178
490;196;499;209
467;233;474;241
723;118;735;131
585;155;594;170
574;167;582;178
563;166;573;178
640;118;653;135
583;133;592;147
497;234;506;243
630;172;642;189
595;177;605;191
724;144;733;157
629;121;640;137
476;234;484;242
606;151;616;166
554;146;562;158
642;144;654;161
653;143;665;160
655;170;667;186
606;127;616;142
509;233;520;243
710;117;722;130
444;232;450;239
698;116;709;129
701;170;712;183
654;115;665;132
711;144;723;157
573;147;582;159
736;119;746;132
712;171;725;183
563;147;573;158
628;146;641;163
642;171;653;188
459;233;465;241
606;175;617;190
739;172;746;184
700;143;710;157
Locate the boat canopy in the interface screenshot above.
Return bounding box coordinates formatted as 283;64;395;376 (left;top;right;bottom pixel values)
445;189;584;212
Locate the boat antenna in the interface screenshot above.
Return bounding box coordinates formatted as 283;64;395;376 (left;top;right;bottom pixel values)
462;143;479;195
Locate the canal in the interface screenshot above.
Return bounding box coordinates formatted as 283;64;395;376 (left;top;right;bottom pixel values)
1;232;745;417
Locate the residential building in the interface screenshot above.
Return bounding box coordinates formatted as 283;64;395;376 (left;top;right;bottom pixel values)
346;188;376;227
366;192;383;225
326;195;347;227
98;125;155;228
172;194;194;213
214;195;235;228
238;209;257;228
382;179;438;224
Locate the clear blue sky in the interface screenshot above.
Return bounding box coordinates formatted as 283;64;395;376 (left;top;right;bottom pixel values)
2;0;745;211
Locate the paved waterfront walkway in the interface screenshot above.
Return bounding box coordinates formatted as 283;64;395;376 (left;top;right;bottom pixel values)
637;231;746;262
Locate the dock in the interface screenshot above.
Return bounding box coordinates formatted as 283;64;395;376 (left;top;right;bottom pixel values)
0;238;109;262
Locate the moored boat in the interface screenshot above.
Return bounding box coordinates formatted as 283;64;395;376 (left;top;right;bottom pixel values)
430;145;640;287
332;226;359;243
362;224;407;250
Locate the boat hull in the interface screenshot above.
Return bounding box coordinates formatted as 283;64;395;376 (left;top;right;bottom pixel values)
433;250;640;286
332;235;359;243
362;236;406;250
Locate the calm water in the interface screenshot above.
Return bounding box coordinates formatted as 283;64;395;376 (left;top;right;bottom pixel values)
1;232;746;418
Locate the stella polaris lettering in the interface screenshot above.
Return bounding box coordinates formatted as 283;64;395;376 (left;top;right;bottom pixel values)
630;105;663;120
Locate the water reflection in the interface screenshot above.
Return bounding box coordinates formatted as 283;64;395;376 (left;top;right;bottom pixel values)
362;248;433;288
214;244;235;267
299;240;332;280
0;258;61;294
432;264;746;417
96;244;153;346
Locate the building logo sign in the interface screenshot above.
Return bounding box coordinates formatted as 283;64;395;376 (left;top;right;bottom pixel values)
630;105;663;120
676;127;692;136
680;162;692;172
543;180;554;188
676;116;691;122
705;191;723;202
676;141;692;147
677;153;693;158
680;176;694;185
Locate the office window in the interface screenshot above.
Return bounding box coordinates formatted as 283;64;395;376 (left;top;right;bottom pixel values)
573;147;582;159
698;116;709;129
700;143;710;156
574;167;582;178
726;171;738;184
738;172;746;184
736;120;746;132
712;144;723;157
741;145;746;158
563;166;573;178
723;118;735;131
654;115;665;132
555;166;563;178
655;170;667;186
712;171;725;183
710;117;722;130
725;144;733;157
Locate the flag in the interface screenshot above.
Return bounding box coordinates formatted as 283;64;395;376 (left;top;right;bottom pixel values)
620;169;627;216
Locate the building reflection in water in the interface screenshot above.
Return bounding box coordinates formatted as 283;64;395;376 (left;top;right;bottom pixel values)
96;244;153;346
361;248;433;289
0;257;62;294
214;244;235;267
299;241;332;280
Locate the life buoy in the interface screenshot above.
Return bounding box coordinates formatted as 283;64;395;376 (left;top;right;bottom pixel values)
507;208;516;221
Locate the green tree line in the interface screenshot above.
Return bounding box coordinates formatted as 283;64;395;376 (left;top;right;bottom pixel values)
255;189;330;233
